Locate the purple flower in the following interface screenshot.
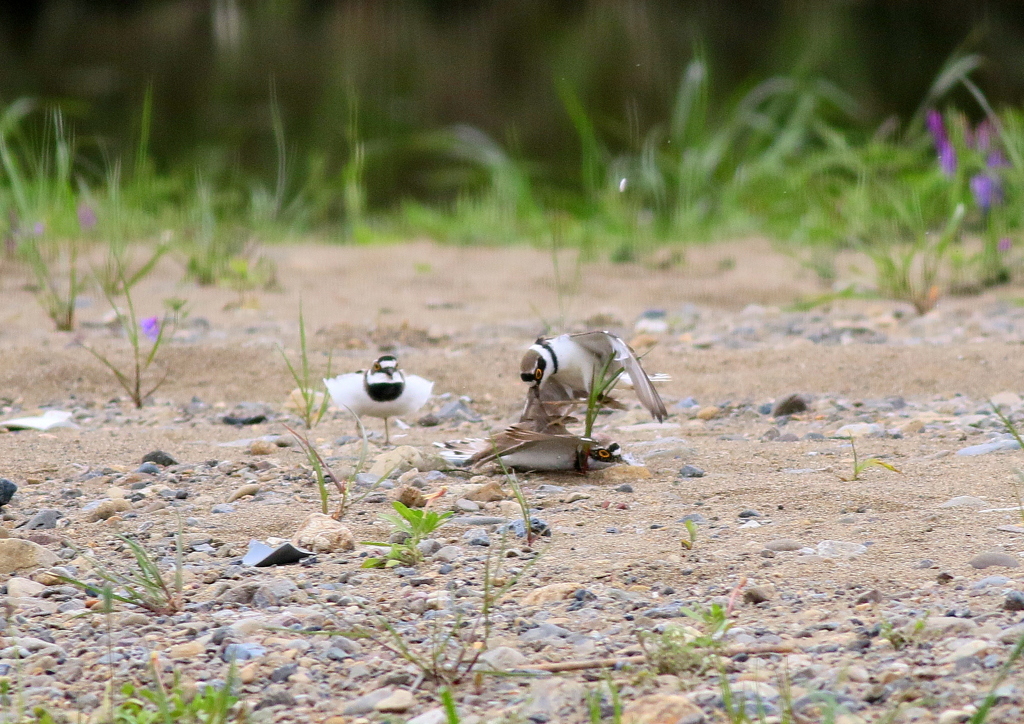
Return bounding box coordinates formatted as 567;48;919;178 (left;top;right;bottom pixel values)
77;203;97;231
140;316;161;342
926;110;956;176
999;238;1013;254
970;174;1002;211
31;221;45;236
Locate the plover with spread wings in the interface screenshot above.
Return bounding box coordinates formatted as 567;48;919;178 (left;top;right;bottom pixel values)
324;355;433;444
519;331;668;421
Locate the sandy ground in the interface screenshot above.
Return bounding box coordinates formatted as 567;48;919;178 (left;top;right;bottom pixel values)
2;239;1024;722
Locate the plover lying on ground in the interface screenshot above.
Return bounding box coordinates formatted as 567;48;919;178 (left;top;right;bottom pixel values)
436;426;622;472
324;355;433;444
519;331;668;421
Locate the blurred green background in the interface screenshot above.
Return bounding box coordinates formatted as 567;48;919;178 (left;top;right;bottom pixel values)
4;1;1024;318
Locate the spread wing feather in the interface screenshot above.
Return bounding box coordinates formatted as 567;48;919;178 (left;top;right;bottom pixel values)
569;331;666;421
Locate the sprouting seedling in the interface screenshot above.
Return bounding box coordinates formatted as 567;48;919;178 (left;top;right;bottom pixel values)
838;435;902;482
361;501;454;568
680;519;698;550
279;301;333;428
583;353;624;440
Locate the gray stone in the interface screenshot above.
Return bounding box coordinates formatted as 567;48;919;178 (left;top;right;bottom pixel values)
764;539;803;552
463;530;490;547
252;578;299;608
956;439;1021;456
816;540;867;558
22;509;60;530
971;575;1011;589
455;499;480;513
222;643;265;662
211;503;235;514
1003;591;1024;611
968;552;1020;569
142;450;178;467
0;479;17;507
433;545;462;563
939;496;990;509
678;465;705;478
342;688;395;716
417;538;442;556
479;646;528;671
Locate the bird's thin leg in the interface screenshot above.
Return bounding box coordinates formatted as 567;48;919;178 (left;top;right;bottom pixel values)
384;417;391;446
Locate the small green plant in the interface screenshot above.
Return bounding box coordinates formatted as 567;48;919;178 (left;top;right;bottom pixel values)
864;199;965;315
59;532;184;615
838;435;902;482
362;501;453;568
680;518;699;550
21;239;86;331
353;535;539;687
879;616;926;651
638;603;731;676
112;655;245;724
492;450;540;548
279;302;332;428
586;678;623;724
584;355;625;440
93;242;168;299
285;406;387;517
82;275;180;408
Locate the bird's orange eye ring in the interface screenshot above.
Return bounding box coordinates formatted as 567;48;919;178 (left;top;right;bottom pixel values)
534;367;543;380
596;449;611;459
372;364;381;372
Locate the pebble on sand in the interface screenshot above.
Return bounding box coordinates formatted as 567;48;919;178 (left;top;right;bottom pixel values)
967;551;1020;569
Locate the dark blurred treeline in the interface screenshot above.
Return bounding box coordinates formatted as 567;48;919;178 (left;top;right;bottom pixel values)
1;0;1023;204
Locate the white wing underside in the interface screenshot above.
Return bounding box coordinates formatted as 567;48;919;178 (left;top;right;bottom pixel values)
565;331;667;421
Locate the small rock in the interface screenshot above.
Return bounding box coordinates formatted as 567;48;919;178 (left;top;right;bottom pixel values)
374;689;416;713
615;484;634;493
971;575;1011;589
292;513;354;553
855;589;884;604
743;585;774;604
168;640;205;659
0;479;18;507
764;539;802;552
621;693;705;724
479;646;528;671
772;394;808;417
22;509;60;530
210;503;235;514
6;577;45;597
227;483;260;503
222;403;271;426
136;462;161;475
397;486;427;508
522;582;579;606
343;688;395;716
434;400;482;423
678;465;705;478
834;423;884;438
968;551;1020;569
141;450;178;467
0;539;59;574
370;446;424;477
433;546;462;563
455;499;480;513
939;496;990;509
462;530;490;547
86;499;131;522
222;642;266;662
255;690;297;710
249;439;276;456
738;509;760;518
407;709;449;724
816;540;867;558
998;622;1024;643
990;391;1022;409
1004;591;1024;611
696;406;720;421
956;439;1021;456
463;481;505;502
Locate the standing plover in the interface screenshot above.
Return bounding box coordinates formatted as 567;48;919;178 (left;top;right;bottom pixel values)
324;355;433;444
519;331;668;421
